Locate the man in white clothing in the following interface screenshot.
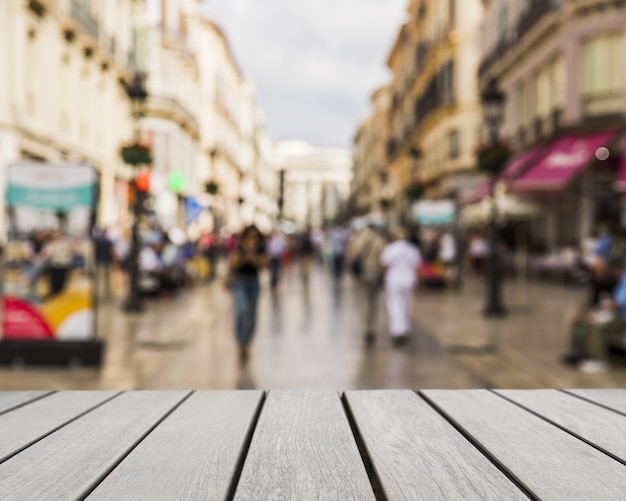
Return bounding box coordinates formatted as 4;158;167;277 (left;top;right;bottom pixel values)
380;228;422;346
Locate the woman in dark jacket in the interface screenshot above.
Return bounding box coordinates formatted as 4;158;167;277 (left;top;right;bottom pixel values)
228;225;268;365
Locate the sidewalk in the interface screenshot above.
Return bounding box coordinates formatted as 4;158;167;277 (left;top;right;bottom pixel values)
0;265;625;390
414;275;626;388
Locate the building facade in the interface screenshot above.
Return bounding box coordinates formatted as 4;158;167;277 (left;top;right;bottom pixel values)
381;0;484;226
276;141;352;230
192;15;277;234
140;0;201;230
477;0;626;249
351;87;392;220
0;0;142;235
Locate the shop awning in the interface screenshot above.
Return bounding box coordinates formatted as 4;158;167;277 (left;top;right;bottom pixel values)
511;130;617;193
461;195;541;225
462;146;547;204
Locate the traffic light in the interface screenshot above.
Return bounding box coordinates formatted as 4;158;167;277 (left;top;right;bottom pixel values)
135;171;151;192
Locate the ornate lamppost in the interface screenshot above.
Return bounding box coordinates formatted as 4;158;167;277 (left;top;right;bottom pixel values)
121;72;149;313
480;79;509;317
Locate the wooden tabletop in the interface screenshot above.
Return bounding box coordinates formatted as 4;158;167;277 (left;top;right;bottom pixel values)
0;389;625;500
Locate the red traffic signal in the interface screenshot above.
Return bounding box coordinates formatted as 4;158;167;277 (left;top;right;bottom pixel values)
135;171;151;192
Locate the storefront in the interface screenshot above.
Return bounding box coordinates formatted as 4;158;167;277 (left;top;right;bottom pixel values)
463;127;625;251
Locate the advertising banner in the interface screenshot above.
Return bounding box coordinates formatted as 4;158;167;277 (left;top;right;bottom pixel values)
2;163;97;341
413;200;456;226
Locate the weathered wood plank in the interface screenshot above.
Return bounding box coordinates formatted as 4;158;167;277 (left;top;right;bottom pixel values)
423;390;626;500
87;391;263;501
0;391;189;501
564;389;626;415
0;391;118;463
497;389;626;463
345;390;527;500
0;391;51;414
234;391;375;500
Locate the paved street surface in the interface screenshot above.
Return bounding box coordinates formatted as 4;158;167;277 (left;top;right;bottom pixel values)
2;263;626;390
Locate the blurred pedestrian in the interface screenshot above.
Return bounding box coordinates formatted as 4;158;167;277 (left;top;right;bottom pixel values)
268;229;287;289
380;227;422;346
329;226;349;279
94;226;113;300
439;228;457;288
349;224;387;345
299;228;315;284
227;225;268;365
44;230;73;298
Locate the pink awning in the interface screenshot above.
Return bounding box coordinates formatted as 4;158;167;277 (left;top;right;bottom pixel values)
462;180;490;204
512;131;617;193
462;146;547;204
499;146;548;181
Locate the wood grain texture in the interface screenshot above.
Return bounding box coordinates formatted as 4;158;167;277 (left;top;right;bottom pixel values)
497;390;626;463
87;391;263;501
0;391;118;463
0;391;51;414
564;389;626;415
345;390;527;500
234;391;375;501
423;390;626;500
0;391;189;501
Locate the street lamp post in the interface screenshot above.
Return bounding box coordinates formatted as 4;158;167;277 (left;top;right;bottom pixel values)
481;79;507;317
123;72;149;313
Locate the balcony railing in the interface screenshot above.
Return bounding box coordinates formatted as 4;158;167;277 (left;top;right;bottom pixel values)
413;62;456;130
582;91;625;118
70;0;99;40
517;0;559;40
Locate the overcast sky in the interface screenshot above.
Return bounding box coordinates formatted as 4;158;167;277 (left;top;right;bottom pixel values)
203;0;407;150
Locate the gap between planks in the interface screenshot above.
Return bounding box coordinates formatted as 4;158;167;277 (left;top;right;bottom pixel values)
417;390;538;501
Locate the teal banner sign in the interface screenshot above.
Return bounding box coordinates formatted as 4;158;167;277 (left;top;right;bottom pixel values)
7;185;94;210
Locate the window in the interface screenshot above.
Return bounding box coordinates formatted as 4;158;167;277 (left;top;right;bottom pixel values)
584;34;624;96
448;130;460;159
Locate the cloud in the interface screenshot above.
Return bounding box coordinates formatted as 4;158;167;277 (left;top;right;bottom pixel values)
203;0;407;149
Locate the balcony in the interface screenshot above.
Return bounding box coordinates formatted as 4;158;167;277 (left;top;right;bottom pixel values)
70;0;99;40
582;91;625;119
517;0;559;40
413;62;456;130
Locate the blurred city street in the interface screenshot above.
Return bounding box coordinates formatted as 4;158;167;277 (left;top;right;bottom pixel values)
2;263;626;391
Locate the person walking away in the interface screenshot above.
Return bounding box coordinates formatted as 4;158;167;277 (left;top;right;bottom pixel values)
439;228;457;289
349;224;387;345
44;230;73;299
26;229;48;299
94;227;113;300
380;228;422;346
330;227;349;279
299;229;315;284
228;225;268;365
268;230;287;289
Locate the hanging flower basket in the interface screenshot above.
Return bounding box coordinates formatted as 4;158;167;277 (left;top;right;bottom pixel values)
476;142;512;176
204;181;219;194
121;142;152;166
